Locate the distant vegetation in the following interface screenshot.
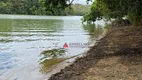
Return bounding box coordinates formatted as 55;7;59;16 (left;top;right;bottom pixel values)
0;0;90;16
0;0;41;15
71;4;90;16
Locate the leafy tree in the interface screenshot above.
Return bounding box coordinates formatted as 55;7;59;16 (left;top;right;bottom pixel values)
82;1;102;23
127;0;142;25
83;0;142;25
42;0;74;15
0;1;12;14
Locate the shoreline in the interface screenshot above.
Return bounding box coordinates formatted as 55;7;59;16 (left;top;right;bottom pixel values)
49;26;142;80
43;29;107;80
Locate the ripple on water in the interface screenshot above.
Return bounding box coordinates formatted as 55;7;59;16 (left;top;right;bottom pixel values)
0;52;17;73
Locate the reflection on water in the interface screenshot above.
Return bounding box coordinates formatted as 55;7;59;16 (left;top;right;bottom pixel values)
0;17;65;80
83;24;105;44
0;19;63;43
40;58;66;73
40;48;66;59
83;24;104;37
0;15;107;80
39;48;66;73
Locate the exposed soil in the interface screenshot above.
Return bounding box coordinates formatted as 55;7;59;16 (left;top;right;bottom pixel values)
49;26;142;80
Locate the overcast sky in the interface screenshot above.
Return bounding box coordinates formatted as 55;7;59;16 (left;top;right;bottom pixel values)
73;0;93;5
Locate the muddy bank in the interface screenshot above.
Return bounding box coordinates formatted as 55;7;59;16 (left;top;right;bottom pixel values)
49;26;142;80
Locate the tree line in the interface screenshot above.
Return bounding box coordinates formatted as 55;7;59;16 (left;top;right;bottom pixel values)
82;0;142;25
1;0;141;25
0;0;89;16
0;0;40;15
0;0;71;15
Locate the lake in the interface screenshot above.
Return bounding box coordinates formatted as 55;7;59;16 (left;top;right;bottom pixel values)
0;15;106;80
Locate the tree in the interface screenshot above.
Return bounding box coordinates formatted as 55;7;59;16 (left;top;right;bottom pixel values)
0;1;12;14
42;0;74;15
82;1;102;23
83;0;142;25
127;0;142;25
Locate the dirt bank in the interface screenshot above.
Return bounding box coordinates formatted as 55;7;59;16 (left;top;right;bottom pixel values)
49;26;142;80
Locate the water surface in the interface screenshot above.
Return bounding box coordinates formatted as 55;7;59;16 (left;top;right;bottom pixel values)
0;15;106;80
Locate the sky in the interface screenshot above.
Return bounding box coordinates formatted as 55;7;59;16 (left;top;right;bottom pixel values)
73;0;93;5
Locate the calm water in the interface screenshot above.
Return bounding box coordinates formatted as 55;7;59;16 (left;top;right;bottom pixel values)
0;15;106;80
